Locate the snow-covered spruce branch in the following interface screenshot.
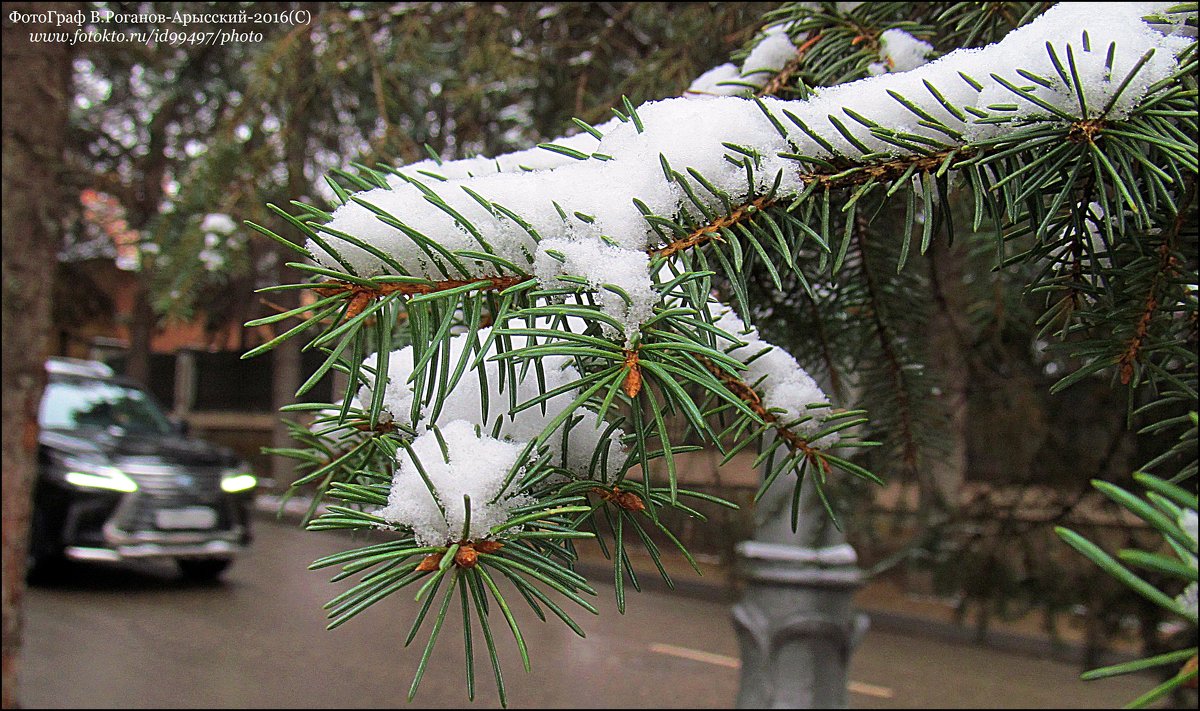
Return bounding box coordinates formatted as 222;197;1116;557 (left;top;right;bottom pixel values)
269;0;1193;452
274;188;852;483
301;2;1191;310
246;3;1197;707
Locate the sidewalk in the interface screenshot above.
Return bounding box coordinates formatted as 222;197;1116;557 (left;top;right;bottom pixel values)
253;493;1144;669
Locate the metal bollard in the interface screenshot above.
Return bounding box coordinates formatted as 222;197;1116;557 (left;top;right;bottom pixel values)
733;445;869;708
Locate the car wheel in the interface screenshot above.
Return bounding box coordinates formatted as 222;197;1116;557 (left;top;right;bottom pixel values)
26;507;69;584
26;548;70;585
176;558;232;582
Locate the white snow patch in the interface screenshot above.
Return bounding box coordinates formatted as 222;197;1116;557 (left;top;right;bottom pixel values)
712;304;838;446
375;420;533;545
868;29;935;75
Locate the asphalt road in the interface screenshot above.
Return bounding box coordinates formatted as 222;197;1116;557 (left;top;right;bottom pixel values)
18;516;1158;709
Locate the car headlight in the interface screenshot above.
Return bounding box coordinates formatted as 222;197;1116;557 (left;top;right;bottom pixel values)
62;457;138;493
220;468;257;493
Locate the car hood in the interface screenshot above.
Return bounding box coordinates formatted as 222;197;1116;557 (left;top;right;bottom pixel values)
40;428;238;468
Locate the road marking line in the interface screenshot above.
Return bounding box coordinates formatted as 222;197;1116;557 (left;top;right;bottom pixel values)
847;681;895;699
648;643;895;699
650;642;740;668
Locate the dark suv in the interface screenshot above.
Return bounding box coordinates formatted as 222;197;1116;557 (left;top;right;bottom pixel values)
30;357;256;581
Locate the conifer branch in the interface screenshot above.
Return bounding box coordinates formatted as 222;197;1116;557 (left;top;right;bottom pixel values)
311;192;783;303
245;3;1199;704
1118;181;1196;384
312;276;526;317
649;196;777;258
1118;241;1175;385
806;295;845;402
695;352;828;467
756;31;823;98
853;214;921;483
798;148;976;190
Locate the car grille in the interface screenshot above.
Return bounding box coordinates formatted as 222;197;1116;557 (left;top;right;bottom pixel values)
116;462;233;532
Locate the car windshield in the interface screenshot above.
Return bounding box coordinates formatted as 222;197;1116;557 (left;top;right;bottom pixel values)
38;377;174;436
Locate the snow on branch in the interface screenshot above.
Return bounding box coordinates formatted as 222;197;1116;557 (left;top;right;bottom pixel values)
867;29;935;75
310;3;1188;336
375;419;534;545
688;22;801;97
711;304;839;448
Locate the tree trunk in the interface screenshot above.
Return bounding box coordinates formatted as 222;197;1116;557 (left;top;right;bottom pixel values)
2;5;72;707
120;48;212;383
927;239;971;512
125;280;155;384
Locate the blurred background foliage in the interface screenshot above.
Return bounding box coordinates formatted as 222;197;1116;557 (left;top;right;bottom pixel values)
60;1;770;371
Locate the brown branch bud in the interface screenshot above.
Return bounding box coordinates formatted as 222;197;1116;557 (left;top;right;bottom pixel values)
591;486;646;512
415;552;443;571
415;539;504;572
453;547;478;569
622;349;642;398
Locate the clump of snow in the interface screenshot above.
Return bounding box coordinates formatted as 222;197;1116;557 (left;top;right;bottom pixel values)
313;94;804;337
198;212;238;271
688;63;746;96
763;1;1189;154
1179;582;1199;619
375;420;533;545
741;24;799;81
965;1;1191;133
1181;509;1198;549
868;29;935;75
712;304;838;446
397;123;616;182
200;213;237;234
595;96;805;203
356;326;625;478
358;347;417;421
198;244;225;271
688;23;797;96
533;238;655;344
